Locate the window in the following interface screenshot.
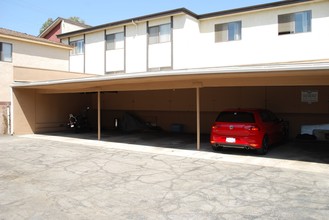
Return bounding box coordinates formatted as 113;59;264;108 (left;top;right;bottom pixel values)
70;40;84;55
106;32;124;50
216;112;255;123
215;21;242;42
278;10;311;35
0;42;12;62
148;23;171;44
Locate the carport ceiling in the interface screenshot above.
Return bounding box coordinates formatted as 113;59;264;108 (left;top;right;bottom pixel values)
13;68;329;94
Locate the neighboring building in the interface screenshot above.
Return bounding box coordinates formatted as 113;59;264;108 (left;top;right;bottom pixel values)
39;17;91;43
9;0;329;148
0;28;89;134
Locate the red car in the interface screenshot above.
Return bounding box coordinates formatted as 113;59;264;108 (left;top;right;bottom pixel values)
210;109;286;155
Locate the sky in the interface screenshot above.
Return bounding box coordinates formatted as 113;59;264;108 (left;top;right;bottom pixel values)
1;0;277;36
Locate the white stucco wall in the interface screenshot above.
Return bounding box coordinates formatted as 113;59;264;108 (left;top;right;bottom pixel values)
191;1;329;68
62;22;86;34
125;22;147;73
85;31;104;75
173;15;201;69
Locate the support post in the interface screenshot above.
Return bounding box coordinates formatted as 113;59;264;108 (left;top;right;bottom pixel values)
98;91;101;140
196;87;200;150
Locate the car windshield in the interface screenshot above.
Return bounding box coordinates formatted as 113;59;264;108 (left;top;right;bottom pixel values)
216;111;255;123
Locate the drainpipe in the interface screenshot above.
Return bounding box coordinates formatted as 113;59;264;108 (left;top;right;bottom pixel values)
131;20;139;37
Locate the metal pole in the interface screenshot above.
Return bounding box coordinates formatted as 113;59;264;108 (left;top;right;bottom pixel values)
196;87;200;150
98;91;101;140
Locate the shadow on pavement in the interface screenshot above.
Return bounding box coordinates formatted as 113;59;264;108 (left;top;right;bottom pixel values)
42;130;329;165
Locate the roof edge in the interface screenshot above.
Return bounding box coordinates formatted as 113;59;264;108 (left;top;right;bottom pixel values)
58;0;316;39
58;8;197;38
199;0;314;19
0;30;72;50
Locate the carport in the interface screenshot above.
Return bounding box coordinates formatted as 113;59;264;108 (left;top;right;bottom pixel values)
12;62;329;150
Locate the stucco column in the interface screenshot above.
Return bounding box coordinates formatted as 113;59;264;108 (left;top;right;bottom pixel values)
97;91;101;140
196;87;200;150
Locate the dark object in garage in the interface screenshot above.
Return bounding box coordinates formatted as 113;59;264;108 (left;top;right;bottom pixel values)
120;112;148;132
296;133;317;141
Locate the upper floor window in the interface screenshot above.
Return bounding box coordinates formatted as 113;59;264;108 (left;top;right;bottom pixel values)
70;40;84;55
278;10;311;35
106;32;124;50
215;21;242;42
148;23;171;44
0;42;12;62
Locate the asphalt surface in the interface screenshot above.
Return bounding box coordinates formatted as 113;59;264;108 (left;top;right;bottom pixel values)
0;133;329;219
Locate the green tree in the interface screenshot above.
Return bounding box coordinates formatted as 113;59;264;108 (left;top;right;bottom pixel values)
39;18;53;34
68;17;85;24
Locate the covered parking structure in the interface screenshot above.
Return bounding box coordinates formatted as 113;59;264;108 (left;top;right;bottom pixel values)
12;62;329;150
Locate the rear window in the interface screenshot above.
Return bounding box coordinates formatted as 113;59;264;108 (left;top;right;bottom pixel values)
216;111;255;123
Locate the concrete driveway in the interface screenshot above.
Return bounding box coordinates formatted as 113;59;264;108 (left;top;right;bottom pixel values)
0;134;329;219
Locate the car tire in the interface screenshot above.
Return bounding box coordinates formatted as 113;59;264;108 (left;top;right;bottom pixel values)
212;145;223;152
256;136;269;155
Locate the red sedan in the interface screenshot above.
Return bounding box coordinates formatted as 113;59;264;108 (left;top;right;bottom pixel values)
210;109;286;155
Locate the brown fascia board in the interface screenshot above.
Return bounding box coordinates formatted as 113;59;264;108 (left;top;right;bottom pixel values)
58;0;314;39
57;8;197;38
198;0;313;19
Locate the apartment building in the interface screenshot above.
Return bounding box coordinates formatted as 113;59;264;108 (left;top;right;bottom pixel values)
12;0;329;148
57;0;328;75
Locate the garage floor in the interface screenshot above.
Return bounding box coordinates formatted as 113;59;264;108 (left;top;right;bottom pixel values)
42;130;329;164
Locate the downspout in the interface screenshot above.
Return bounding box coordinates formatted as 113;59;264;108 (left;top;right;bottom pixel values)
131;20;138;36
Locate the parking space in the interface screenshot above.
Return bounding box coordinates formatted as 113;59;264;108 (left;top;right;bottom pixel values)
33;131;329;166
0;134;329;219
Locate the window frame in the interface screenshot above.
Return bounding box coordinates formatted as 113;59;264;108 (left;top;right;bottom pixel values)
70;40;84;55
0;42;13;62
215;21;242;43
278;10;312;35
148;23;171;45
106;32;124;50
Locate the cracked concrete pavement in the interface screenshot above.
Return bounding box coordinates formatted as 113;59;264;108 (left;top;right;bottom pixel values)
0;134;329;219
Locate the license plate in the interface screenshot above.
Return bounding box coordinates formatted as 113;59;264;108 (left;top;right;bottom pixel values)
226;137;236;143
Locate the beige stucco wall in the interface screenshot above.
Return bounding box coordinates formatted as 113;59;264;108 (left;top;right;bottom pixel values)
13;86;329;138
13;66;92;82
99;86;329;137
10;39;69;71
12;88;36;134
0;61;13;102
